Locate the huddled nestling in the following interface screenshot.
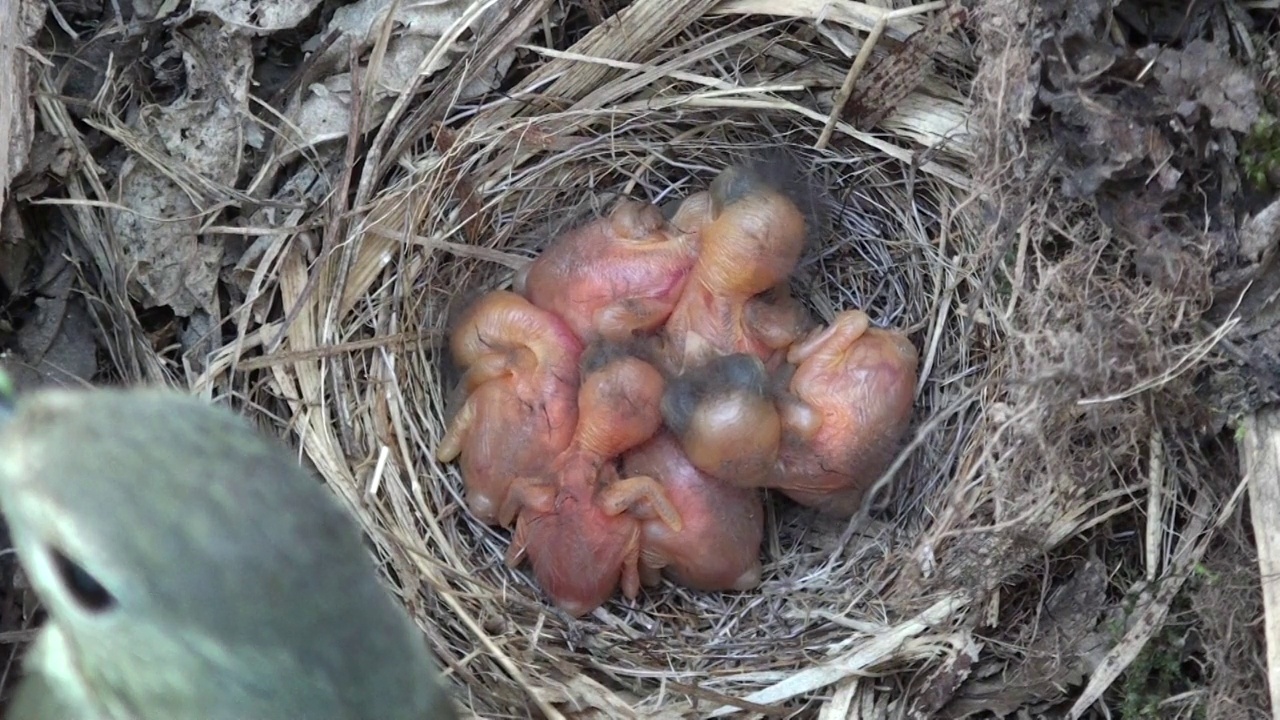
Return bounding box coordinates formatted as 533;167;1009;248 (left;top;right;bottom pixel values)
437;162;920;617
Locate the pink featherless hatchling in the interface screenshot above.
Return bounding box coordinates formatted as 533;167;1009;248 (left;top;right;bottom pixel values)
659;311;918;518
514;191;714;345
500;343;683;617
768;309;919;517
658;163;815;375
622;431;765;593
436;290;583;527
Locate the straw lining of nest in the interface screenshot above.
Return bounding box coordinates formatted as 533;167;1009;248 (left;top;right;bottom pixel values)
42;2;999;715
19;0;1260;716
219;7;985;715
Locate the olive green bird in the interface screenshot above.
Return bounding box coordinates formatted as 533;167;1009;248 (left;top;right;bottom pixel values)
0;373;457;720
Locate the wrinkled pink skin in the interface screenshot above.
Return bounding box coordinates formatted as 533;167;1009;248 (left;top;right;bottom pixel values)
515;193;713;345
622;432;764;592
436;291;584;527
769;309;919;517
660;167;812;375
501;353;683;617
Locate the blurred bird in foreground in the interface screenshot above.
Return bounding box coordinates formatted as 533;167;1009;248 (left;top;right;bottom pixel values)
0;373;457;720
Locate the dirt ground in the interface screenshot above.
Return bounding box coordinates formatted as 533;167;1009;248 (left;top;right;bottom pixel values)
2;0;1279;717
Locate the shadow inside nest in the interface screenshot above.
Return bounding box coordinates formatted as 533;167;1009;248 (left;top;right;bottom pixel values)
399;132;979;709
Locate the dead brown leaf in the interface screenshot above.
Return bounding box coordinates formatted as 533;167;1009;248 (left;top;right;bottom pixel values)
105;22;252;316
1142;39;1262;134
1097;186;1215;296
908;636;981;718
0;202;32;294
5;240;99;391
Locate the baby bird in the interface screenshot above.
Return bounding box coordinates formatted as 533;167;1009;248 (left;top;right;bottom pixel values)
437;290;583;526
658;310;918;519
622;432;765;592
500;344;682;617
770;310;919;517
659;163;813;374
515;192;713;344
0;380;456;720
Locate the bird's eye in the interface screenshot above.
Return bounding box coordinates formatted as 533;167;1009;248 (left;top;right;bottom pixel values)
51;550;115;612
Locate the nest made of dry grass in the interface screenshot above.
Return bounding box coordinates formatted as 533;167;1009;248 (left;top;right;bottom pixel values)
15;0;1262;717
196;7;983;715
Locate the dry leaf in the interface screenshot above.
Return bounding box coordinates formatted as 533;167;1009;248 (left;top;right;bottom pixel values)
6;243;99;391
276;0;512;160
187;0;322;32
1144;39;1262;133
193;0;320;31
941;556;1111;718
106;22;252;316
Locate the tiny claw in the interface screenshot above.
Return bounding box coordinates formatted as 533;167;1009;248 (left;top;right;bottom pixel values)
505;518;530;568
497;496;521;531
599;475;684;533
619;544;643;600
497;477;551;529
512;260;533;295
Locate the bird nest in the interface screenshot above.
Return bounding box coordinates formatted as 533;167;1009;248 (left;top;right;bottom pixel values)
9;0;1262;716
225;9;982;714
245;10;986;716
